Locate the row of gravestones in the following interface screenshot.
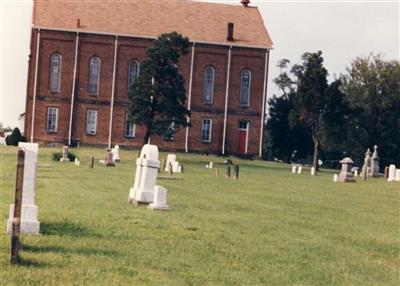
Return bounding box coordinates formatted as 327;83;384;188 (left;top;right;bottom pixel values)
290;145;400;183
6;143;173;235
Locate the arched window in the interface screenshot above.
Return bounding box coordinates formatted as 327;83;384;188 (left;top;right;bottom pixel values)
203;66;215;104
240;70;251;106
49;53;61;92
127;60;139;92
88;57;101;95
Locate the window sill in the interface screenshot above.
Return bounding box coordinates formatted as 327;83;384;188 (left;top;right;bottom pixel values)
85;133;97;136
46;130;58;134
124;136;136;139
201;140;211;144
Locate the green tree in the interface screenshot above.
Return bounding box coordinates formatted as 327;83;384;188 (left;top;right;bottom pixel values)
341;54;400;167
128;32;190;145
5;127;26;146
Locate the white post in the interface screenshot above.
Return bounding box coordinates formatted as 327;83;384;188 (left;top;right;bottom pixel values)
185;43;196;153
222;46;232;155
108;36;118;149
30;29;41;143
259;50;270;157
68;32;79;146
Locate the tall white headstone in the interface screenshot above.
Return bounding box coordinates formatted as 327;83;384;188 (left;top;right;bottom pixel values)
310;167;316;176
112;145;120;162
297;166;302;174
291;165;297;174
7;143;40;234
128;144;161;204
387;165;396;182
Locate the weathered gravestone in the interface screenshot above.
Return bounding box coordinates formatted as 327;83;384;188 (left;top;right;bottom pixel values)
128;144;168;206
111;145;120;162
165;154;182;173
310;167;316;176
105;149;115;167
338;157;356;182
361;148;371;178
369;145;380;177
148;186;170;211
291;165;297;174
59;145;70;162
387;165;396;182
297;166;302;174
7;143;40;234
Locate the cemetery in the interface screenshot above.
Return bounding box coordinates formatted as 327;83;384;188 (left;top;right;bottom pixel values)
1;145;399;285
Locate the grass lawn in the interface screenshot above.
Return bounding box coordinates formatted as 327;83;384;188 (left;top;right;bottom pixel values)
1;146;399;285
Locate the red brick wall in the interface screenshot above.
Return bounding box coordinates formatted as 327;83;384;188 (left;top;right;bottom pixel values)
25;29;268;156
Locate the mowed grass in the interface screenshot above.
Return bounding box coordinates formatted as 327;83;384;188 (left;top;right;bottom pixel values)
0;146;399;286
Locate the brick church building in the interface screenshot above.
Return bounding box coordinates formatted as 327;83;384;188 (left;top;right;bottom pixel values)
24;0;273;156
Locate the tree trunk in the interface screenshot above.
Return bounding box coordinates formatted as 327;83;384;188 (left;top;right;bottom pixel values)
143;127;151;146
312;141;319;171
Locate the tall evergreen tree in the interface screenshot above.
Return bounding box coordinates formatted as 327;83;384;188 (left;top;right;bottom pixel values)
128;32;190;145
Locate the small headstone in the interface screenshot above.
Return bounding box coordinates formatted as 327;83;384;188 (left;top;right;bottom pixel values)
310;167;316;176
148;186;170;211
209;162;213;169
353;169;358;177
297;166;302;174
291;165;297;174
395;169;400;182
105;149;115;167
74;158;80;166
111;145;120;162
384;167;389;179
387;165;396;182
333;174;338;182
59;145;70;162
361;149;371;178
338;157;356;182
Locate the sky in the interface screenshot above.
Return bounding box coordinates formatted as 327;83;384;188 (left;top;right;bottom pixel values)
0;0;399;129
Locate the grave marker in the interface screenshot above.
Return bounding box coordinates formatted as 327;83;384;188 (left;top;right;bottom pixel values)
59;145;70;162
338;157;356;182
387;165;396;182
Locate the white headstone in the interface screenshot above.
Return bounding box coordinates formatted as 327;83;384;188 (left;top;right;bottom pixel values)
354;169;358;177
297;166;302;174
128;144;161;204
387;165;396;182
7;143;40;234
209;162;213;169
60;145;70;162
310;167;316;176
333;174;338;182
74;158;80;166
112;145;120;162
338;157;356;182
291;166;297;174
148;186;170;211
395;169;400;182
165;154;177;172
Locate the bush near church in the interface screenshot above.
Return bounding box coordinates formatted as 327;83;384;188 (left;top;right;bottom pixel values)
52;152;76;162
5;127;26;146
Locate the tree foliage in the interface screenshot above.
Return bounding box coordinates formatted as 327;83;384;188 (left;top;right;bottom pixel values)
128;32;190;145
5;127;26;146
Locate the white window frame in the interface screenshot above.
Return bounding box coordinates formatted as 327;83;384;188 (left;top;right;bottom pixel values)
49;53;62;92
86;110;97;135
201;118;212;143
124;113;136;138
46;107;58;132
88;57;101;95
203;66;215;104
240;69;252;106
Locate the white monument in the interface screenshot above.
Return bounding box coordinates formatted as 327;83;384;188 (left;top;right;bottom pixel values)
164;154;182;173
310;167;316;176
291;165;297;174
112;145;120;162
128;144;167;205
7;143;40;234
148;186;170;211
59;145;70;162
297;166;302;174
333;174;338;182
395;169;400;182
387;165;396;182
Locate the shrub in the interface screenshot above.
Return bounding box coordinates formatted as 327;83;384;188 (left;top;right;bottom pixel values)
5;128;26;146
52;152;76;162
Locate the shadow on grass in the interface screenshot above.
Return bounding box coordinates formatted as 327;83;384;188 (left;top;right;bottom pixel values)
41;221;103;238
21;244;119;257
17;257;57;268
